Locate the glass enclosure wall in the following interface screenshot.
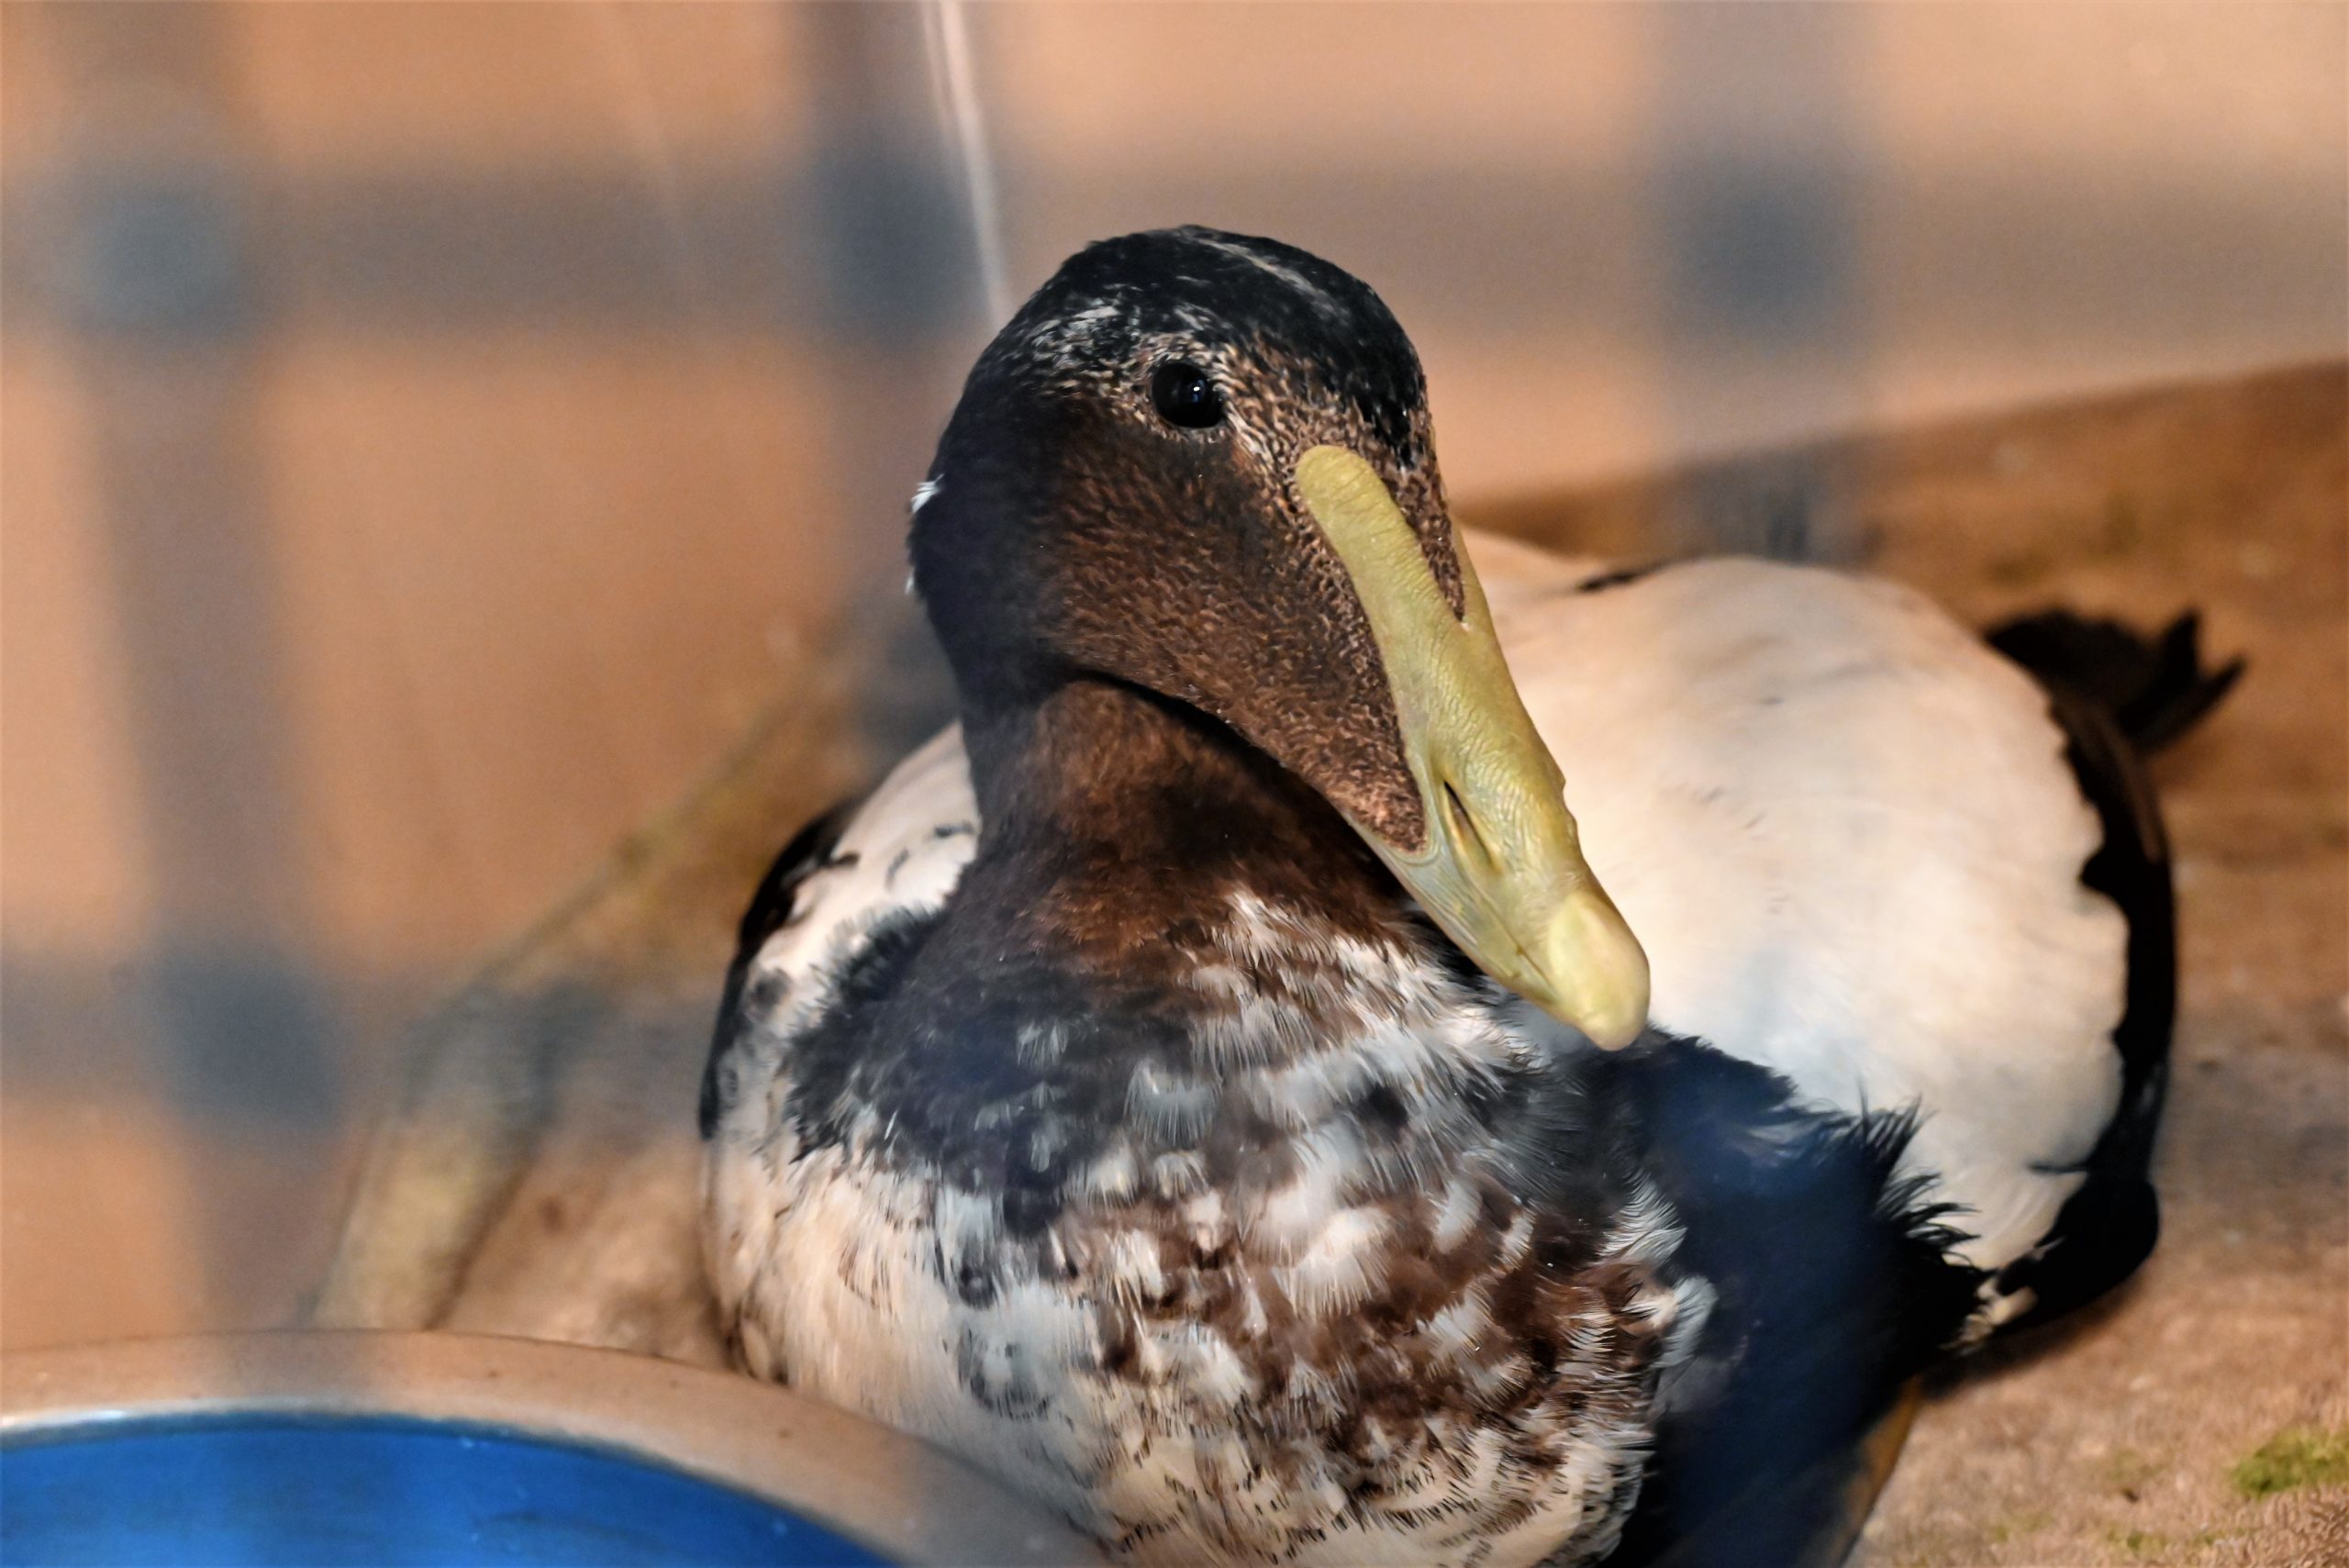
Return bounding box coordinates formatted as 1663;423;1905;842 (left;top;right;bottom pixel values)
4;3;2342;1351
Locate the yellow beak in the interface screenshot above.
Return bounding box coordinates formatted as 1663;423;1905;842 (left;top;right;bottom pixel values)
1294;445;1650;1049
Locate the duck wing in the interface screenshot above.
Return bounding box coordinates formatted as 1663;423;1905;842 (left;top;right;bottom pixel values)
1479;530;2225;1336
1484;540;2124;1287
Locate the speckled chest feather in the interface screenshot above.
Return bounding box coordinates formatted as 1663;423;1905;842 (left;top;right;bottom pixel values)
704;884;1708;1568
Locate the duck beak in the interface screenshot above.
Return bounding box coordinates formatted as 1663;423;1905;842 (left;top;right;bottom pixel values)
1294;445;1649;1049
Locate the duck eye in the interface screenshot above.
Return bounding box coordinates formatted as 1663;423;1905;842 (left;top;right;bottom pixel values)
1150;361;1226;429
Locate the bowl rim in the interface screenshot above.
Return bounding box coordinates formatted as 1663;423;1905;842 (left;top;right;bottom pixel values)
0;1329;1100;1567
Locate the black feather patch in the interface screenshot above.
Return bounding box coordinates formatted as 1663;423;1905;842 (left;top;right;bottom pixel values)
1601;1038;1984;1568
2011;687;2170;1311
1981;607;2238;1328
1987;608;2243;755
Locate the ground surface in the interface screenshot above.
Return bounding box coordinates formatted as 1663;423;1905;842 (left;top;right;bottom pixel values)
320;362;2347;1566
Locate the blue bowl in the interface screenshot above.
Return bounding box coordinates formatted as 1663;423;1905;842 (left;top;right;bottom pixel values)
0;1334;1093;1568
4;1412;885;1567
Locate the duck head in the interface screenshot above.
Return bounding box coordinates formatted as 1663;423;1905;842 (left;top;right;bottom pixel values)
909;227;1647;1050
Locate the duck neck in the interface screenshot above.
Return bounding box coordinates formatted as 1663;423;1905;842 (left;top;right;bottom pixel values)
955;678;1398;954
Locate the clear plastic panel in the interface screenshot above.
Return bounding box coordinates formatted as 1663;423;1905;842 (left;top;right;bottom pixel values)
2;0;2340;1369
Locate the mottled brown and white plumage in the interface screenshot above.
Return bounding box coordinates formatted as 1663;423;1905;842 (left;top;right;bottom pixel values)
700;228;2230;1567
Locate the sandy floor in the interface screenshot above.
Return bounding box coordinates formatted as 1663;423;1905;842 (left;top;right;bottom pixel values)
320;363;2348;1566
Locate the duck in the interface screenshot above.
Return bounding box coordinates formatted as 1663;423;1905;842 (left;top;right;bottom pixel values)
698;227;2235;1567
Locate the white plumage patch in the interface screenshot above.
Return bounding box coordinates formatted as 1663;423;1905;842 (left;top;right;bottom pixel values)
735;723;976;1000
